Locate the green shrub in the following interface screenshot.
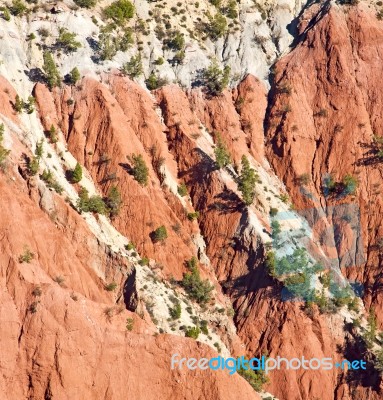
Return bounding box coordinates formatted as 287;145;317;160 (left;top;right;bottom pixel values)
138;257;149;266
74;0;97;8
154;57;164;65
182;257;214;304
125;242;135;251
238;155;257;205
1;7;11;21
131;154;149;186
342;174;358;195
98;30;118;60
126;317;134;331
214;133;231;168
105;282;118;291
28;156;40;175
70;67;81;85
270;207;278;217
47;125;58;143
77;187;107;214
8;0;26;16
271;220;281;238
0;124;10;170
145;72;168;90
298;173;310;185
40;169;64;194
164;30;185;51
185;326;200;339
56;28;81;53
152;225;168;242
43;52;61;89
122;54;143;78
19;247;34;263
106;185;122;217
319;271;331;288
187;211;199;221
222;0;238;19
177;183;188;197
103;0;135;25
202;61;230;96
169;301;181;320
265;251;276;277
363;308;377;348
238;367;269;392
14;95;23;113
205;12;227;39
70;162;82;183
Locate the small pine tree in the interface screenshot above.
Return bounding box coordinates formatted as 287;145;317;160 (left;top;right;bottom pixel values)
238;155;257;205
14;95;23;113
70;67;81;85
0;123;10;170
71;162;82;183
202;62;230;96
152;225;168;242
122;54;143;79
214;134;231;168
74;0;97;8
48;125;58;143
106;185;122;217
43;52;61;89
131;154;149;186
2;8;11;21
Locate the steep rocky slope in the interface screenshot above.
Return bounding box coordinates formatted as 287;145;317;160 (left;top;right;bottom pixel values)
2;0;383;399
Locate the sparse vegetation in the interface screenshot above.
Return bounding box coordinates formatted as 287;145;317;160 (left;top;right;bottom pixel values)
56;28;81;53
41;169;64;194
105;282;118;291
145;72;168;90
238;155;257;206
177;183;188;197
126;317;134;331
70;162;82;183
185;326;200;339
238;366;269;392
103;0;135;25
19;246;34;263
130;154;149;186
214;133;231;168
342;174;358;195
169;301;181;320
205;11;227;39
122;54;143;78
77;187;107;214
181;257;214;305
202;61;230;96
43;51;61;89
74;0;97;8
106;186;122;217
152;225;168;242
69;67;81;85
0;124;10;171
187;211;199;221
8;0;27;16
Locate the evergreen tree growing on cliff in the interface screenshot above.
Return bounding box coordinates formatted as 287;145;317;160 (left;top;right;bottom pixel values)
214;134;231;169
238;155;257;205
130;154;149;186
106;186;122;217
43;52;61;89
71;162;83;183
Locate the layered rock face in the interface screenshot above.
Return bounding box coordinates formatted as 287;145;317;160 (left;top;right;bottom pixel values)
3;0;383;399
0;93;260;400
267;2;383;326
